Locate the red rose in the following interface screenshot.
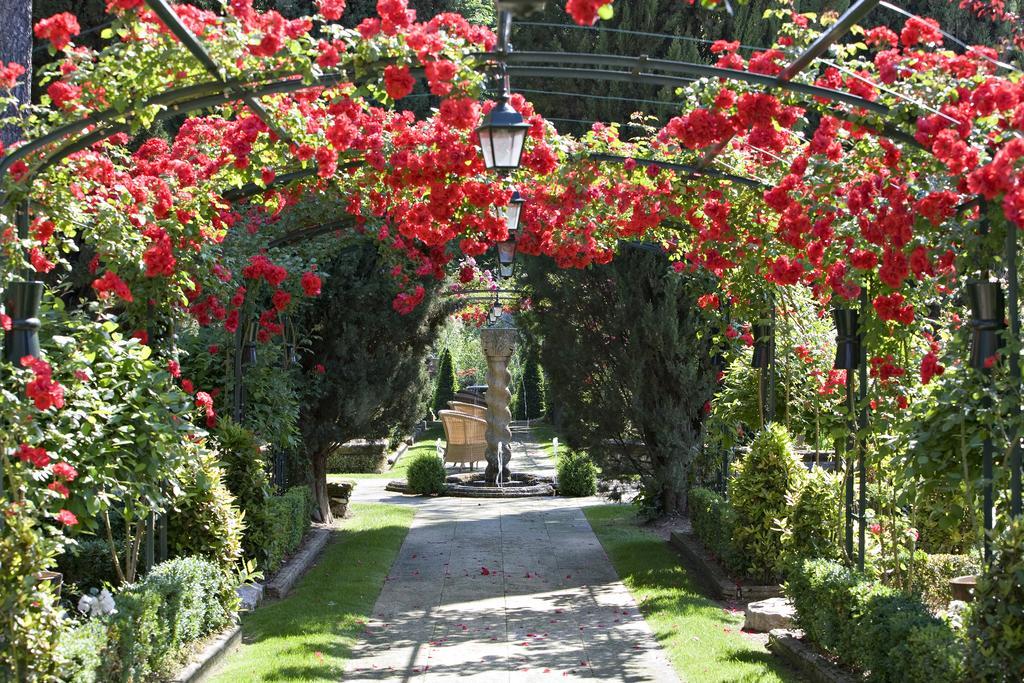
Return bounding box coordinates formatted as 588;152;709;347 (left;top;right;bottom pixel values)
301;271;322;296
383;64;415;100
34;13;80;51
317;0;346;20
56;509;79;526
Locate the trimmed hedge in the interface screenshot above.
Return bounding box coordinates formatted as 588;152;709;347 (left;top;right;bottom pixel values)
56;556;238;682
261;486;314;573
325;443;388;473
689;487;739;574
968;517;1024;681
786;558;964;682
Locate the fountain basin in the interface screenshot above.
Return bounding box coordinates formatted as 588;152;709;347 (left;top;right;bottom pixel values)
386;471;555;498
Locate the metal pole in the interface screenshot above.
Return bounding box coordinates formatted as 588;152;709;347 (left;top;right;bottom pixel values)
1007;218;1022;517
767;295;777;424
857;290;868;570
845;367;855;561
232;319;244;422
984;403;994;562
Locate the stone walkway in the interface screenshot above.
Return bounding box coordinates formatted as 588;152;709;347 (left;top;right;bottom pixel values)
344;429;678;682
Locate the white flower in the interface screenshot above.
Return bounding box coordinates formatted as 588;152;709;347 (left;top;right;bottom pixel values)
77;594;95;615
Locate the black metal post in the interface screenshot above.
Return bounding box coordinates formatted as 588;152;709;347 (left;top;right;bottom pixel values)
983;412;994;562
232;317;245;422
857;291;868;570
768;297;777;424
1007;219;1022;517
845;367;855;562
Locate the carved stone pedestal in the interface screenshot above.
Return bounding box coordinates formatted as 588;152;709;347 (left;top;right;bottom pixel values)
480;325;516;483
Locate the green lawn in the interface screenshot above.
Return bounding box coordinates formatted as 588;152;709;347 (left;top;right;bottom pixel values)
327;426;443;480
528;421;561;461
209;503;414;682
584;505;800;683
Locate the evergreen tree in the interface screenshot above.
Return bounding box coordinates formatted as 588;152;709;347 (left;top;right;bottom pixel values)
520;243;717;515
511;351;545;420
433;347;458;414
298;240;450;522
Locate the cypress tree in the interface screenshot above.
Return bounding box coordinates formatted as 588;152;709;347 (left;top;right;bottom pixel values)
512;353;546;420
433;347;458;414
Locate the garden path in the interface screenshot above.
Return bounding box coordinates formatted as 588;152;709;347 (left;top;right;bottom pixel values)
344;428;679;682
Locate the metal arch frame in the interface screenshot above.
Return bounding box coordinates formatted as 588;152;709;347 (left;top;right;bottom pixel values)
588;153;768;190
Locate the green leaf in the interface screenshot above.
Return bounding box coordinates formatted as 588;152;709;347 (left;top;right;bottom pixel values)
597;4;614;20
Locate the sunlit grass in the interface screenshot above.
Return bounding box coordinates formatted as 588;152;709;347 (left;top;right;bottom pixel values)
209;503;413;682
584;505;800;683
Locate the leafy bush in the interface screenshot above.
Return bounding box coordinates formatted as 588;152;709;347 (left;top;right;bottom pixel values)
557;451;598;497
261;486;313;573
787;558;964;682
58;556;237;681
688;487;739;574
912;553;980;611
967;518;1024;682
57;537;123;596
167;448;244;572
730;424;807;583
407;453;448;495
781;467;842;569
214;419;273;565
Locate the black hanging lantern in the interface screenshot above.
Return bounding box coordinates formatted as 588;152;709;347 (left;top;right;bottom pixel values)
281;314;299;368
832;307;861;370
4;280;44;364
968;279;1006;371
751;323;773;369
495;0;547;17
476;99;531;172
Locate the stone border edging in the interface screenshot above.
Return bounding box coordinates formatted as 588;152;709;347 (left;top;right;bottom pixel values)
387;441;410;468
669;530;781;600
766;629;856;683
171;624;241;683
263;527;330;600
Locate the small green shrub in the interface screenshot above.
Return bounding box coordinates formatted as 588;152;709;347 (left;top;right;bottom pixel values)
781;467;842;569
912;553;980;611
56;537;122;595
730;424;807;583
167;448;244;572
787;558;965;682
63;556;238;681
262;486;313;573
967;517;1024;682
557;451;597;497
407;453;448;495
214;419;276;568
688;487;739;574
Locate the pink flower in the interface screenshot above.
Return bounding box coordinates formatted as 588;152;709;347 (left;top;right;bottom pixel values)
167;360;181;378
315;363;326;374
52;462;78;481
56;509;78;526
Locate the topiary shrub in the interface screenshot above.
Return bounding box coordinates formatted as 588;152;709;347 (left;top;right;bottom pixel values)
730;424;807;583
781;467;843;569
967;517;1024;682
407;453;447;495
688;487;739;573
557;450;597;497
433;347;458;415
167;448;244;573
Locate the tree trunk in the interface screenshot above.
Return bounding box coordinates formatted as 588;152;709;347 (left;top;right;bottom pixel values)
310;449;334;525
0;0;32;147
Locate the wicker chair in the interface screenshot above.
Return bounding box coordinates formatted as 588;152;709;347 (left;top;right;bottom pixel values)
448;400;487;419
438;410;487;468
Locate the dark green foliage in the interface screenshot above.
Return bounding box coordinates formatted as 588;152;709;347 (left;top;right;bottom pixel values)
325;444;388;473
299;240;450;521
912;553;980;611
57;556;238;682
214;418;274;566
167;449;244;572
512;351;546;421
967;518;1024;682
787;559;964;682
688;487;739;575
56;538;122;595
730;424;807;583
433;347;458;414
406;453;447;495
781;467;843;569
520;244;717;515
556;451;597;497
261;486;314;573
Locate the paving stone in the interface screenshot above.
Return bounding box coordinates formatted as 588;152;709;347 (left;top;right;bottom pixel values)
343;427;679;682
744;597;797;633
